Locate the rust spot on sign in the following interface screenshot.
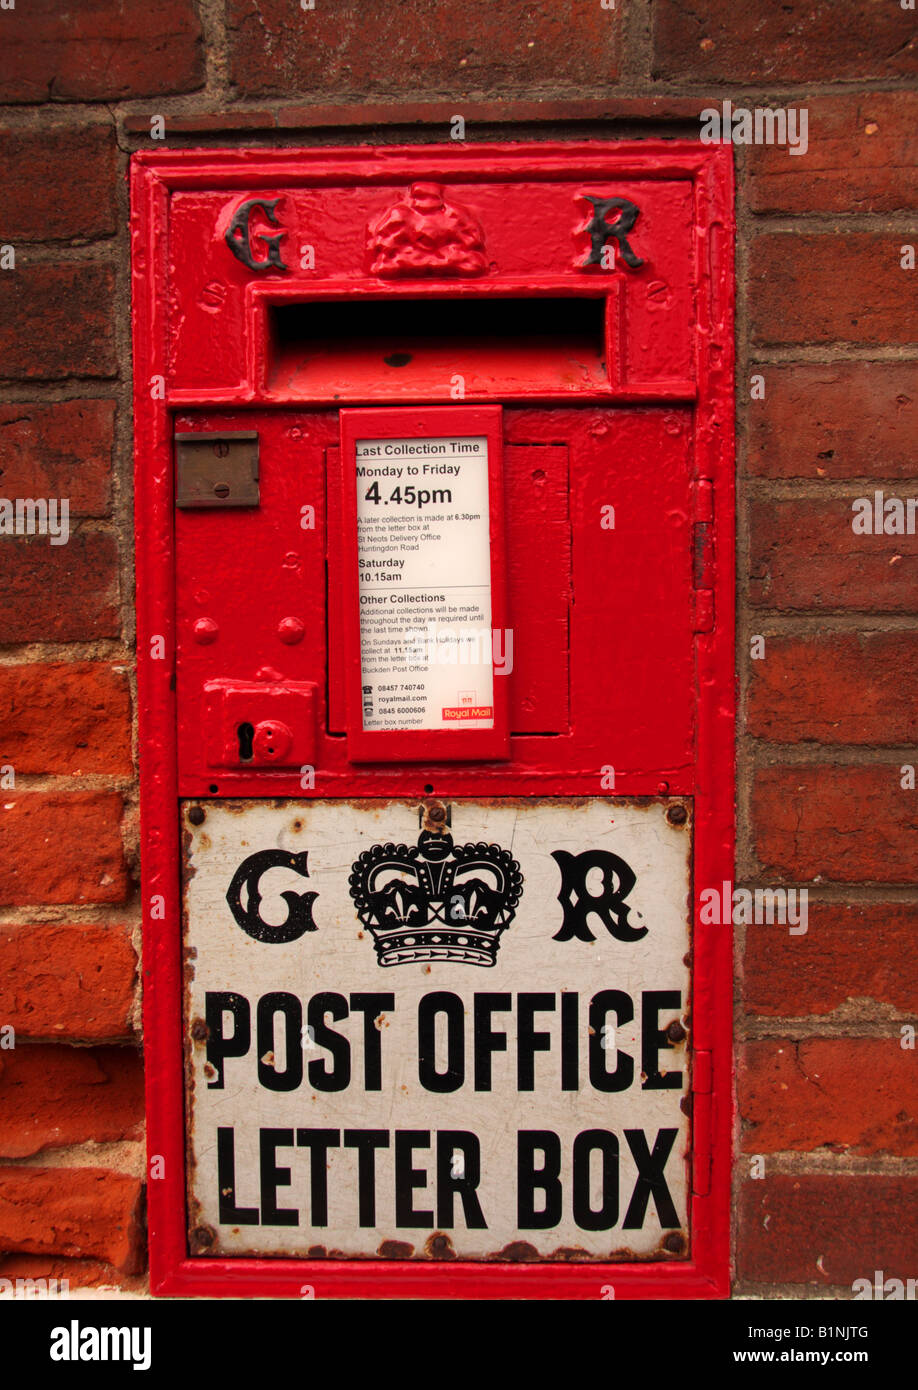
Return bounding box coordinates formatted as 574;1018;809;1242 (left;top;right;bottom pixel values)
424;1232;456;1260
493;1241;540;1262
378;1239;414;1259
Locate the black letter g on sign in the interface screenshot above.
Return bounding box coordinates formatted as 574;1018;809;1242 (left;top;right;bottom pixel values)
225;849;317;942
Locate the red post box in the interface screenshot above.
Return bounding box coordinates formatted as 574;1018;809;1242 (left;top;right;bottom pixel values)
131;142;735;1299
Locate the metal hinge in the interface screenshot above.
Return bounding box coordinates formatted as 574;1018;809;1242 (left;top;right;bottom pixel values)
691;1047;713;1196
692;477;715;633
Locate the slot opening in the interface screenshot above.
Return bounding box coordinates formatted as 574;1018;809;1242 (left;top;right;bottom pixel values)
268;296;608;399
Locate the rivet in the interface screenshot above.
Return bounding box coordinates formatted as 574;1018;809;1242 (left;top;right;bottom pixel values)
666;1019;687;1044
428;804;447;823
662;1232;686;1254
188;806;206;826
277;617;305;645
666;804;688;827
192;1225;215;1247
193;617;219;645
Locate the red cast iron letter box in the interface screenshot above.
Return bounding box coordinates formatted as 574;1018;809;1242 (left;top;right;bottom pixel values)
131;142;735;1300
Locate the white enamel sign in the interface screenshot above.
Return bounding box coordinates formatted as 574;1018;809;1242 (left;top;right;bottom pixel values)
183;798;692;1261
355;436;494;731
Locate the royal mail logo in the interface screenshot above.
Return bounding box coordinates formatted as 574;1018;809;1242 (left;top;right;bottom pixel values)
442;705;493;720
347;828;523;967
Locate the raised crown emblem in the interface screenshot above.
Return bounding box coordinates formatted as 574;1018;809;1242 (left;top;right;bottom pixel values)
348;829;523;968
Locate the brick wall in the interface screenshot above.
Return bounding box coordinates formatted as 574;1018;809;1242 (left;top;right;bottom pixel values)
0;0;914;1297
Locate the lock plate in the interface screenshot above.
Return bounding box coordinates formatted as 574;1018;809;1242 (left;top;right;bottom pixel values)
203;680;316;768
175;431;259;508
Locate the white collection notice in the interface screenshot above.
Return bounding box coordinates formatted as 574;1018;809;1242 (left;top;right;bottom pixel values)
355;435;495;732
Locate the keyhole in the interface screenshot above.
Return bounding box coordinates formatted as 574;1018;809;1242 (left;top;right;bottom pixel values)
237;722;254;761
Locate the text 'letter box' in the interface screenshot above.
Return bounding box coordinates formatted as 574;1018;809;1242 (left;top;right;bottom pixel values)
131;143;735;1300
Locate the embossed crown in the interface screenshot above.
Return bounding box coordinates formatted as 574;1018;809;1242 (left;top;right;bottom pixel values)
348;829;523;968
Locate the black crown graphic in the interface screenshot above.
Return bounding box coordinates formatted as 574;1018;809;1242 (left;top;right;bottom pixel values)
348;829;523;968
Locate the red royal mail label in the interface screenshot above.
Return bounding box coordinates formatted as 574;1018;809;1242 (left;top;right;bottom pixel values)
442;705;493;720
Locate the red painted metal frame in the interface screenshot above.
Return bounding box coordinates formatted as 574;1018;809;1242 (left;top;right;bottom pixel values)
131;142;735;1300
338;405;509;762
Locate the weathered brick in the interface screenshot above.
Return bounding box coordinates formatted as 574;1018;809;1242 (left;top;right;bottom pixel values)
0;264;116;380
738;1175;918;1286
0;793;129;906
0;529;120;643
0;662;131;775
751;765;918;884
750;235;918;347
0;1167;143;1272
746;94;918;215
0;401;114;513
228;0;620;99
746;363;918;481
749;497;918;613
0;0;203;103
0;924;136;1040
0;1045;143;1158
741;1039;918;1156
745;903;918;1019
0;126;117;240
653;0;917;83
747;632;918;743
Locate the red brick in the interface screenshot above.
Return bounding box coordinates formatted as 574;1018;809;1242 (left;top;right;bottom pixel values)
0;529;120;643
749;498;918;613
0;663;131;775
123;97;715;135
0;0;202;102
0;794;129;906
0;401;114;513
228;0;620;98
0;1045;143;1158
0;924;136;1040
746;363;918;480
747;632;918;744
745;903;918;1019
746;94;918;215
124;111;277;134
750;235;918;347
751;765;918;884
741;1039;918;1156
653;0;917;83
0;1253;144;1292
0;1167;143;1272
0;126;117;240
739;1175;918;1286
0;264;115;380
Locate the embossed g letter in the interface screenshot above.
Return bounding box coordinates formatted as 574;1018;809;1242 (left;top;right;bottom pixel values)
225;849;317;942
225;197;288;272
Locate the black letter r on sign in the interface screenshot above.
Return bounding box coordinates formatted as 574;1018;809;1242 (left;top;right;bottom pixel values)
551;849;647;943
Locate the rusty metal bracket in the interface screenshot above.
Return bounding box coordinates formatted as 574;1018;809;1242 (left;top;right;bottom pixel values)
175;431;260;509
